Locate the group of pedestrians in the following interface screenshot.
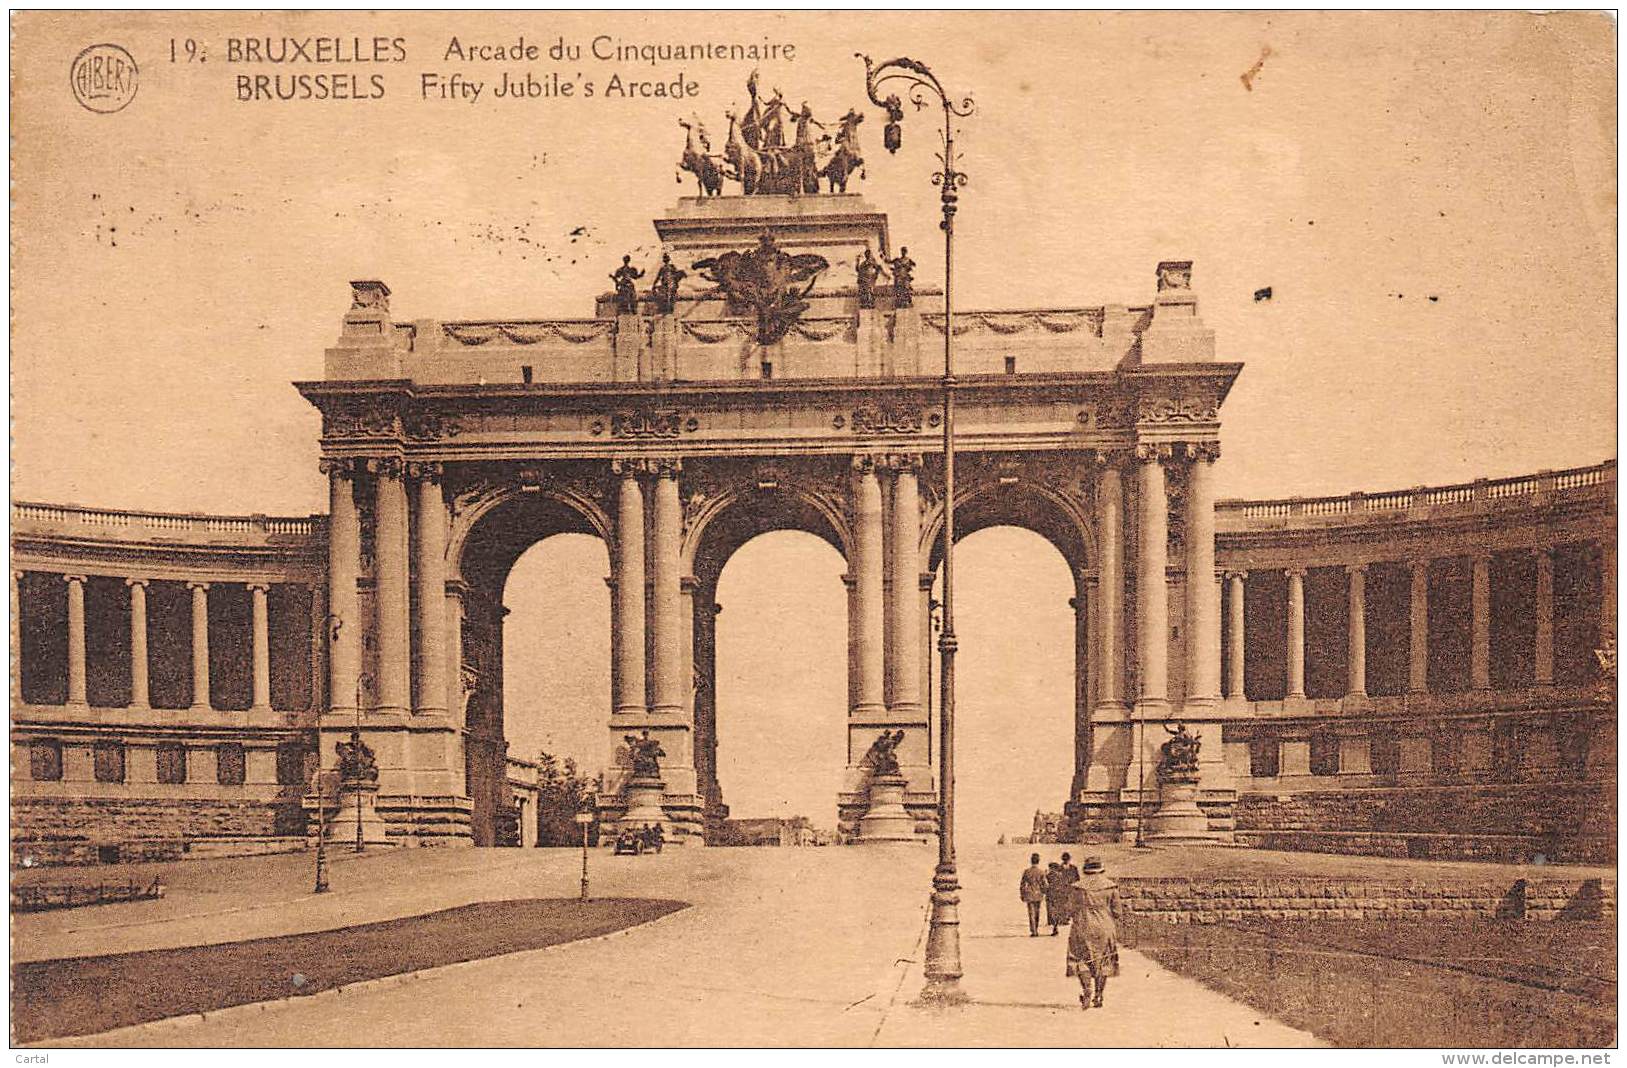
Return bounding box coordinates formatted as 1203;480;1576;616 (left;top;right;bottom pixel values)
1019;852;1121;1011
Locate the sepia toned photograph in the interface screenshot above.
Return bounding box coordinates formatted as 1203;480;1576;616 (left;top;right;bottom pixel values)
8;9;1618;1051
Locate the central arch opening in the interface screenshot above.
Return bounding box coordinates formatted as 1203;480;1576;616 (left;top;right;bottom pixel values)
503;533;612;842
935;525;1076;849
712;530;847;837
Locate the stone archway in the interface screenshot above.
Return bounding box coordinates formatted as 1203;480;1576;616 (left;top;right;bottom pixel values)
920;452;1100;818
681;457;851;839
448;465;612;846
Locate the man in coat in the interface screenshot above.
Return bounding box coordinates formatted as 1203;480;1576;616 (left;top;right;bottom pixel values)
1018;853;1047;936
1066;856;1121;1010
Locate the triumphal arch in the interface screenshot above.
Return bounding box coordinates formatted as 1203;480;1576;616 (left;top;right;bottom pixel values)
298;120;1238;845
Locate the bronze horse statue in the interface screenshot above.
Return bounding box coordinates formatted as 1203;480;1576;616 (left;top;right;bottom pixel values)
820;109;865;194
677;119;723;197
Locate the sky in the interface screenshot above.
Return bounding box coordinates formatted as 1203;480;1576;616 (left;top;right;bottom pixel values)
11;12;1616;835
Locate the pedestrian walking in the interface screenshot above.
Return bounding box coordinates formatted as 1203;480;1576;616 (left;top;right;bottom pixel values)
1044;859;1072;935
1066;856;1121;1010
1019;853;1047;936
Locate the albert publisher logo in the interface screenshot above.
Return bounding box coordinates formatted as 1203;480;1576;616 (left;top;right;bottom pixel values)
71;44;138;113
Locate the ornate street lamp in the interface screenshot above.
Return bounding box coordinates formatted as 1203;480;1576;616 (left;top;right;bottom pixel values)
860;54;974;1005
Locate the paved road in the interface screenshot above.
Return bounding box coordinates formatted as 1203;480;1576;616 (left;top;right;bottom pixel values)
40;843;1318;1048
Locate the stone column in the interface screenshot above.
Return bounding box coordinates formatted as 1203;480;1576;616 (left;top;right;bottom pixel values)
680;576;698;717
126;578;150;708
374;458;412;714
323;458;361;716
1346;565;1367;698
851;455;885;715
1409;559;1430;693
1225;572;1247;699
1135;444;1169;709
248;583;272;711
612;461;647;715
648;458;684;715
1285;568;1307;699
64;574;88;707
1095;456;1127;710
413;463;449;714
1471;553;1492;691
187;581;211;710
1069;578;1090;796
887;454;922;716
446;581;468;725
1534;547;1555;686
1184;443;1220;707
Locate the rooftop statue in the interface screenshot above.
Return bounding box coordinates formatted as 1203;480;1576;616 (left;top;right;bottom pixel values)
889;247;916;308
693;232;829;345
855;247;886;310
648;253;686;314
678;70;868;197
610;255;645;315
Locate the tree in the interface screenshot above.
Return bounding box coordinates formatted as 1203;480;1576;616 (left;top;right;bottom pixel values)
536;751;599;846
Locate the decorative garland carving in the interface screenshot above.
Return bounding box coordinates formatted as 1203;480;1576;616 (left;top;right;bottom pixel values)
324;401;399;439
1136;395;1219;424
442;321;612;346
1076;400;1133;431
403;410;464;440
680;320;752;344
922;310;1104;337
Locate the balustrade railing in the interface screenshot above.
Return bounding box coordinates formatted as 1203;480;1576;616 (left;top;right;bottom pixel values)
13;503;317;538
1218;460;1614;522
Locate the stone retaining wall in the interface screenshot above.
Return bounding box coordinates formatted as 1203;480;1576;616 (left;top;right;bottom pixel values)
1120;877;1615;924
12;797;303;866
1234;783;1616;864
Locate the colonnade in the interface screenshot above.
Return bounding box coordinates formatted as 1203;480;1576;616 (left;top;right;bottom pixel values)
1220;542;1614;703
15;571;305;712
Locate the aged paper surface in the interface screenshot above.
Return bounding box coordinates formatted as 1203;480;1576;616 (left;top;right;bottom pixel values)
9;10;1617;1051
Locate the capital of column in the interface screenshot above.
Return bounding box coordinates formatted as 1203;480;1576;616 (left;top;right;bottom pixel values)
185;580;211;591
368;455;406;480
407;460;444;482
1133;441;1175;464
1344;563;1368;576
648;456;681;478
1223;569;1248;583
245;582;271;594
878;452;923;473
1284;567;1308;579
124;576;151;588
61;573;87;585
850;453;881;474
318;456;363;479
1181;440;1222;464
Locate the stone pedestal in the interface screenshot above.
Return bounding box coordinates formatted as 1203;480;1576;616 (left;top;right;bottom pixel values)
333;780;392;847
854;773;924;843
1146;774;1223;843
619;774;671;833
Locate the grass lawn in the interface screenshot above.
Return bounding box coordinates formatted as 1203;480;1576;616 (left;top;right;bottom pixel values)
1122;915;1616;1048
13;897;686;1044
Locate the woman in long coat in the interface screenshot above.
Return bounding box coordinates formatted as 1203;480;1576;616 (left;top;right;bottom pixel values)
1043;861;1071;935
1066;856;1121;1010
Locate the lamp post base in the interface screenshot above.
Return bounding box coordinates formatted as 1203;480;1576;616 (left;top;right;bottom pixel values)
917;864;967;1006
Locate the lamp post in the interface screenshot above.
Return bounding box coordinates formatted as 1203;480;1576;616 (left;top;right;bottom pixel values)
354;671;370;853
314;613;342;891
575;810;594;901
860;53;974;1005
